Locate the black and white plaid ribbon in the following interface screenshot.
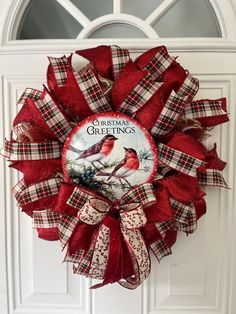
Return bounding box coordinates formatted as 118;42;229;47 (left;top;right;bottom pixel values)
158;143;205;177
48;55;70;86
198;169;228;188
111;45;130;79
184;98;227;119
74;68;112;113
151;73;199;137
3;140;62;160
118;74;162;115
34;92;73;143
144;46;174;79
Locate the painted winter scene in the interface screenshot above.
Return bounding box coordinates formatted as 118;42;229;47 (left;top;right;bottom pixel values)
63;114;158;200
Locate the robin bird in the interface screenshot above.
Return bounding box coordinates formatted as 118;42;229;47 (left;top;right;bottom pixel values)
68;134;118;169
106;147;140;187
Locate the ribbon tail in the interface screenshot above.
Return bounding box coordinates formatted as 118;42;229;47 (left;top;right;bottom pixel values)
90;217;122;289
119;227;150;289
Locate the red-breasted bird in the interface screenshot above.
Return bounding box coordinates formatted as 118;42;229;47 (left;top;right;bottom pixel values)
106;147;140;187
68;134;118;169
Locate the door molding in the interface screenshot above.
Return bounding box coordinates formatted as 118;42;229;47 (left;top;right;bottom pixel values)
1;0;236;54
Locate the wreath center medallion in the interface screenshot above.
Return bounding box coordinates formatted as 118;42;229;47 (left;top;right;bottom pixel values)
63;112;158;200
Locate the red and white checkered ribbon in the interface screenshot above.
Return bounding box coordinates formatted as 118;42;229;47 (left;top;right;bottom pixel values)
158;143;205;177
17;176;63;206
144;46;174;79
118;73;162;115
171;198;197;234
151;73;199;137
151;198;197;261
33;210;60;228
184;98;227;119
150;239;172;262
17;88;42;106
111;45;130;79
34;91;73;142
3;139;62;160
198;169;228;188
155;221;175;238
48;55;70;87
12;178;27;202
74;68;112;113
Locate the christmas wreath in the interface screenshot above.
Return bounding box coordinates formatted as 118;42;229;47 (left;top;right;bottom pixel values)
2;45;228;289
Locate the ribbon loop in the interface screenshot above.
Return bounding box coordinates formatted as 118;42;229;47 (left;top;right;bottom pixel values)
48;55;70;87
74;67;112;113
17;88;42;106
151;73;199;137
118;74;162;116
158;143;205;177
143;46;174;79
34;91;73;143
111;45;130;79
198;168;228;188
184;98;227;120
120;203;147;229
78;198;110;225
2;139;62;161
121;183;156;207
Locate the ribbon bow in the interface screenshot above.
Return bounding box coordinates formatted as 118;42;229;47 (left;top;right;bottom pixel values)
33;183;156;289
76;195;149;230
67;182;156;289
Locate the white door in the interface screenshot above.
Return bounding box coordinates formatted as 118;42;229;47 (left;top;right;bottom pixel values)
1;1;236;314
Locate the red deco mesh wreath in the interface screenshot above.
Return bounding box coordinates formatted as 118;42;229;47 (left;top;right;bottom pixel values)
2;45;228;289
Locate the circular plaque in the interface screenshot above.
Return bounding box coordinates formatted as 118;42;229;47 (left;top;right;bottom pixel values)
63;112;158;200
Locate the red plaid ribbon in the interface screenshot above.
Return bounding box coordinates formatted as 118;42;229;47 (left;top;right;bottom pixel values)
198;169;228;188
150;240;172;262
176;207;197;234
34;92;73;142
178;72;199;99
66;186;96;210
170;198;197;234
17;88;42;106
118;74;162;115
33;210;60;228
151;73;199;137
155;221;175;237
74;68;112;113
3;139;62;160
48;55;70;86
120;183;156;206
170;198;193;224
65;250;84;263
111;45;130;79
73;244;95;275
17;176;63;206
58;215;79;249
12;178;27;202
144;46;174;79
184;99;227;119
151;198;197;261
158;143;205;177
